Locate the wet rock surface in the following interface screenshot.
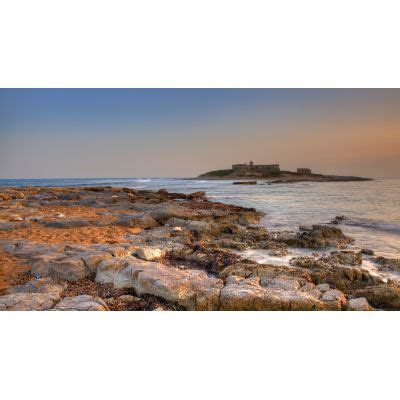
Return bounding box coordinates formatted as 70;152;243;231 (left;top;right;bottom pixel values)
0;186;398;310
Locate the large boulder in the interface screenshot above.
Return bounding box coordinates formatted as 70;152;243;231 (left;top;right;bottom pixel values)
0;292;60;311
53;295;109;311
109;258;224;310
287;225;354;248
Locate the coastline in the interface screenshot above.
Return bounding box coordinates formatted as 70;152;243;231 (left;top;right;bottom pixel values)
195;172;373;183
0;185;399;311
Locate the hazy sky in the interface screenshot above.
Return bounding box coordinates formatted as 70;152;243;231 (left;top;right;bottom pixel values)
0;89;399;178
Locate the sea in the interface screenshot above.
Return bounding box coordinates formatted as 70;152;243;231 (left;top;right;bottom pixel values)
1;177;399;264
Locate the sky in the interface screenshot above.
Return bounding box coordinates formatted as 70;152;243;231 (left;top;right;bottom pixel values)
0;89;399;178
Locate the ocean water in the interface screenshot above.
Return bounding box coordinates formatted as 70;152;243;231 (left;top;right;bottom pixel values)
1;177;399;259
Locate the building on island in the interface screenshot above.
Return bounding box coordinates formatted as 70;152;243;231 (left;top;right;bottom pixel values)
232;161;280;173
297;168;312;175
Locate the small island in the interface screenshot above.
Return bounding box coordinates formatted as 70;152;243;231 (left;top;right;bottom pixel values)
197;161;372;183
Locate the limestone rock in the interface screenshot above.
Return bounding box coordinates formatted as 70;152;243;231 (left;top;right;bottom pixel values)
50;256;91;281
53;295;109;311
117;213;157;229
321;289;347;308
316;283;330;292
219;276;329;311
95;257;132;284
136;246;166;261
8;277;66;297
80;251;113;273
0;292;60;311
111;258;224;310
347;297;372;311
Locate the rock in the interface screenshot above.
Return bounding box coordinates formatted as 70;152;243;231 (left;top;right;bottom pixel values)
347;297;372;311
331;215;347;224
171;226;182;233
50;256;91;281
31;253;68;277
53;295;109;311
299;225;313;232
0;221;14;231
95;257;132;284
238;212;259;226
316;283;330;292
329;251;362;266
166;218;216;235
42;219;92;228
117;213;157;229
372;256;400;272
321;289;347;309
136;246;166;261
219;276;333;311
361;248;374;256
118;295;141;302
8;278;66;297
80;251;113;273
353;285;400;310
262;276;302;291
106;246;133;258
290;256;383;291
0;292;60;311
110;258;224;310
275;231;298;246
297;225;353;248
268;248;289;257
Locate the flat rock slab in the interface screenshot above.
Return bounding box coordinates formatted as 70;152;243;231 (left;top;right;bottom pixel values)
0;292;60;311
53;295;109;311
8;277;66;297
219;276;344;311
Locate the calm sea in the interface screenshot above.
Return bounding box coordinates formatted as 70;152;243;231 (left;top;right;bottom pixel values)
1;177;399;259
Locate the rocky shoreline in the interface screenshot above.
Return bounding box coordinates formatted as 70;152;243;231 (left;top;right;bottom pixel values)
0;186;398;311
